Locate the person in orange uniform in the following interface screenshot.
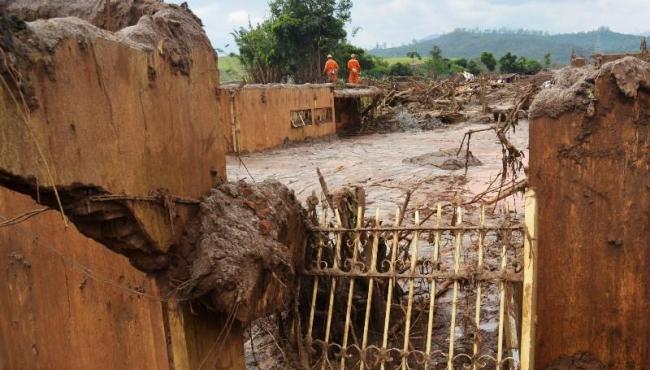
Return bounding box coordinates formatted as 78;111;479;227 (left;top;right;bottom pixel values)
323;54;339;83
347;54;361;84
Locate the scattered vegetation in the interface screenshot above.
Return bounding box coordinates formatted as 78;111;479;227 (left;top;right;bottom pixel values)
498;52;543;74
370;27;644;63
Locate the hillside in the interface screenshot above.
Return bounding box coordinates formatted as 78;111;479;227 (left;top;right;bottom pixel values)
370;28;645;63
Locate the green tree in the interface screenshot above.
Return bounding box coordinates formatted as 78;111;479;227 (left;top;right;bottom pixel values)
498;52;542;74
498;52;518;73
449;63;465;73
467;59;482;75
453;57;468;69
430;45;443;59
234;0;353;83
423;45;451;78
523;59;543;74
543;52;552;67
406;51;422;61
233;22;284;83
389;62;413;76
480;51;497;72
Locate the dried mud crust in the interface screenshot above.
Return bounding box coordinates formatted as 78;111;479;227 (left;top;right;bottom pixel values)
0;14;41;109
0;0;211;102
530;56;650;119
529;65;598;119
166;180;308;323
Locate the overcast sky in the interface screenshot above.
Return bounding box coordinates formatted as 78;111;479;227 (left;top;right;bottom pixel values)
170;0;649;53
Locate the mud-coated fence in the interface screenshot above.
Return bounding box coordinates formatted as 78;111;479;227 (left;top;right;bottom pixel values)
302;192;537;370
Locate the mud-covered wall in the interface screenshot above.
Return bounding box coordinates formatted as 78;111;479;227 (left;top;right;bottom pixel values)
0;2;246;369
529;57;650;368
0;23;225;259
220;84;336;152
0;186;168;369
0;188;245;370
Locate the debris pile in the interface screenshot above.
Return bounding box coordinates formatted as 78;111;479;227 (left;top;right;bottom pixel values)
357;72;551;134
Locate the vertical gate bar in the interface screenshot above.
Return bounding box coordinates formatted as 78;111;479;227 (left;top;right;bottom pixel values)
308;208;328;341
520;190;538;370
401;210;420;370
340;207;364;369
472;205;486;369
322;209;343;370
380;208;401;370
425;204;443;369
496;210;509;368
447;206;463;370
360;209;381;370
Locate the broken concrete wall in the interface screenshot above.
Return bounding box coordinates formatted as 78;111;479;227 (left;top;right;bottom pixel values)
529;57;650;368
220;84;336;152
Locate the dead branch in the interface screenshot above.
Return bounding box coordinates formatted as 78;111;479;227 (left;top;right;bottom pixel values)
316;168;334;212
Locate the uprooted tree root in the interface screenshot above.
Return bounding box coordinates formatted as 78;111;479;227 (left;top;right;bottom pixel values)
456;84;539;205
165;180;309;324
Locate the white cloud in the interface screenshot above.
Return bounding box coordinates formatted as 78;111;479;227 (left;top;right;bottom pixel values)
171;0;649;52
227;10;264;27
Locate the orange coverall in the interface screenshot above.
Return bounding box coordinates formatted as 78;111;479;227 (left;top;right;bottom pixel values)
347;59;361;84
323;59;339;83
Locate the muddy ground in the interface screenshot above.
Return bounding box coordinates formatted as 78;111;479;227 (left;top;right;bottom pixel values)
227;120;529;219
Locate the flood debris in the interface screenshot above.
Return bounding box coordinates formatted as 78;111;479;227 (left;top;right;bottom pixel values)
349;71;552;138
166;180;308;323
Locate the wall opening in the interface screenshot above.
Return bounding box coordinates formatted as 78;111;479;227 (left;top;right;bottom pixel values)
290;109;313;128
314;107;333;125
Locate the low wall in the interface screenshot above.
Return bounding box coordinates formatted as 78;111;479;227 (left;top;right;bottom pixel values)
529;57;649;368
220;84;337;152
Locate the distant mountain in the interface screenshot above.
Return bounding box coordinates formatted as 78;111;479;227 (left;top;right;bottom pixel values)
369;28;645;64
420;34;441;41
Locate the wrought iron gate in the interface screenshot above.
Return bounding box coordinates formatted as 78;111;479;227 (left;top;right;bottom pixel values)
302;192;537;370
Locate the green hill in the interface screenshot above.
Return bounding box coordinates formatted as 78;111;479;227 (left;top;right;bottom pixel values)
370;28;645;64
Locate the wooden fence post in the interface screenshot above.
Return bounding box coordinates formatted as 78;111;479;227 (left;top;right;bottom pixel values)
520;189;538;370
